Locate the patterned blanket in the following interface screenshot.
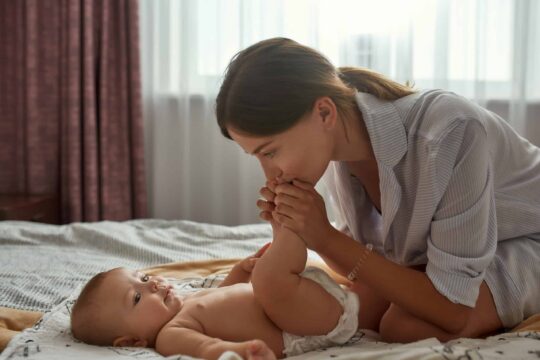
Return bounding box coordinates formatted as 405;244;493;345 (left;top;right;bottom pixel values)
2;263;540;360
1;220;539;359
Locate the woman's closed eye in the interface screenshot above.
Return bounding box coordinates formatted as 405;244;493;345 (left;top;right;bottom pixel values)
263;150;276;159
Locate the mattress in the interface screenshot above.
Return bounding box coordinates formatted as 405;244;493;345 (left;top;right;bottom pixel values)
1;219;539;359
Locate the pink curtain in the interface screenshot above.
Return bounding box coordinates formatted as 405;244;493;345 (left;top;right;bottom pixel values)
0;0;147;223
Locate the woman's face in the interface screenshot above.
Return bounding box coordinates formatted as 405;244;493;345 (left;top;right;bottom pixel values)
228;101;336;186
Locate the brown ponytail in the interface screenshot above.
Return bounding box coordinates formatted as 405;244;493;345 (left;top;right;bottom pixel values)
337;67;416;101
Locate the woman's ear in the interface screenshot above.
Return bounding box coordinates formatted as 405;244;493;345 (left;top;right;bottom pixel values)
320;108;337;131
320;109;330;118
113;335;148;348
314;96;338;131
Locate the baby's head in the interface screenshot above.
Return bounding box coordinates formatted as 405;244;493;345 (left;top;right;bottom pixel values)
71;268;180;348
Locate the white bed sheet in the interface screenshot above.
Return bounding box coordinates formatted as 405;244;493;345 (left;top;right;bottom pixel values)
1;275;539;360
1;220;540;359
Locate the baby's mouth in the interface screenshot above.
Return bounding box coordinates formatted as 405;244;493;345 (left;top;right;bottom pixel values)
164;286;173;302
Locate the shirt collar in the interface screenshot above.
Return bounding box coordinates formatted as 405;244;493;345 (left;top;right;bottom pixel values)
354;92;407;168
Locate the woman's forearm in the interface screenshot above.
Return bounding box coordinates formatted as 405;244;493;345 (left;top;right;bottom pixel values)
319;228;471;334
319;252;348;278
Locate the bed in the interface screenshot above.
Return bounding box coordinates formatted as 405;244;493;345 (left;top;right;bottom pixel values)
1;219;539;359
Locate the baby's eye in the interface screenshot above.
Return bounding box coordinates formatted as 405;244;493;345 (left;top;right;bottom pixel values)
142;274;149;282
134;292;141;305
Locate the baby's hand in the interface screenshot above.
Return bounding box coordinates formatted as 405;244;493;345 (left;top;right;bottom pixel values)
238;242;271;273
244;339;276;360
221;243;272;287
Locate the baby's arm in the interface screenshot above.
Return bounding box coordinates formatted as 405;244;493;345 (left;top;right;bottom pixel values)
155;326;274;360
219;243;271;287
219;262;252;287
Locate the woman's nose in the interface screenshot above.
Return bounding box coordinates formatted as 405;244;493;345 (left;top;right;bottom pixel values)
261;162;282;182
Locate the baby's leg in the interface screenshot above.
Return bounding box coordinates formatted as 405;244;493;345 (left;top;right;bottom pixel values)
251;226;342;336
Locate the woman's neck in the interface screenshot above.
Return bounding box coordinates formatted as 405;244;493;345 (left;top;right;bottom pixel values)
333;107;376;164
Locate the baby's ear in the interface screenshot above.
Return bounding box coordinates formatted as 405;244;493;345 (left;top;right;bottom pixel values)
113;335;148;348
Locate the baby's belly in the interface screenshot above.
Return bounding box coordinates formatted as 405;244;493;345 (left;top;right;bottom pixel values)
186;284;284;355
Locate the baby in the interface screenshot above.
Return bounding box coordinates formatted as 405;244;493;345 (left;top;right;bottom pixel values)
70;225;360;359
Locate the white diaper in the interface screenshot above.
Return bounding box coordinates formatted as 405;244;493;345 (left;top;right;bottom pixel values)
281;266;360;357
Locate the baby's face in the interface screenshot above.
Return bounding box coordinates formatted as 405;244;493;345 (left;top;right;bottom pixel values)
98;268;182;346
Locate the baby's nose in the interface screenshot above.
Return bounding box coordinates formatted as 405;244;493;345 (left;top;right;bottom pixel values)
150;279;167;292
150;280;160;291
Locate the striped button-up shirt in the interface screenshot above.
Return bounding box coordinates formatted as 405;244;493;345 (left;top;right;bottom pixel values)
326;89;540;307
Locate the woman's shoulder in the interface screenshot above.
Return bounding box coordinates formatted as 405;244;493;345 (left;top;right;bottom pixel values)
397;89;488;144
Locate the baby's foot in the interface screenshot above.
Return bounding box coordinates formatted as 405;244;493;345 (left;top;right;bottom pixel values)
245;339;277;360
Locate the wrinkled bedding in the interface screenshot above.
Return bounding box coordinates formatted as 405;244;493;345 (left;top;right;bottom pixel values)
1;220;539;359
0;219;272;312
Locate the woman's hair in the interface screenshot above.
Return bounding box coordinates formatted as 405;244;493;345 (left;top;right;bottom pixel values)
216;37;415;139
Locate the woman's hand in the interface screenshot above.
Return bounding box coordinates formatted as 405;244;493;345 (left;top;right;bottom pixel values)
271;179;334;252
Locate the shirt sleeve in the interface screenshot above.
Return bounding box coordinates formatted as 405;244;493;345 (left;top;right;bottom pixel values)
426;119;498;307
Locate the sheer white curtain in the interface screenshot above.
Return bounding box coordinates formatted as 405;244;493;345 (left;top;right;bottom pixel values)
139;0;540;225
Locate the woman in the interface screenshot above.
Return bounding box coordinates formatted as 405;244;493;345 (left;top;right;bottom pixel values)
215;37;540;343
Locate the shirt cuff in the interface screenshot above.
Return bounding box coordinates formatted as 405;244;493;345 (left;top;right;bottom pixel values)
426;261;484;307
